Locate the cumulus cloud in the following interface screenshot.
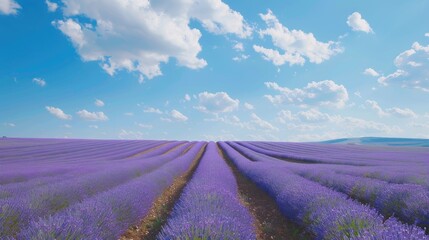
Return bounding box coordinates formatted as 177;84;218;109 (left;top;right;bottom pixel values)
46;106;72;120
363;68;379;77
254;10;342;66
170;109;188;121
264;80;349;108
196;91;239;114
425;33;429;37
45;0;58;12
347;12;373;33
184;94;191;101
77;109;108;121
251;113;278;131
0;0;21;15
53;0;250;79
378;42;429;91
32;78;46;87
143;107;162;114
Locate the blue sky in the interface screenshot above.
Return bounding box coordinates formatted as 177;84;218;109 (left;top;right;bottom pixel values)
1;0;429;141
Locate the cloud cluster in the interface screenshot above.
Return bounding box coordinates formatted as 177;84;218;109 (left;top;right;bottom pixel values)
196;91;239;114
378;42;429;92
363;68;379;77
32;78;46;87
45;0;58;12
0;0;21;15
77;109;108;121
46;106;72;120
54;0;251;79
170;109;188;122
264;80;349;108
277;108;401;135
254;10;342;66
366;100;417;118
347;12;373;33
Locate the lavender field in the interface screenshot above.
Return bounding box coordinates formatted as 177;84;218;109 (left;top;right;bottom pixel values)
0;138;428;240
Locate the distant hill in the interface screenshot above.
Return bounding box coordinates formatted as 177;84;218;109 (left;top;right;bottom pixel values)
322;137;429;147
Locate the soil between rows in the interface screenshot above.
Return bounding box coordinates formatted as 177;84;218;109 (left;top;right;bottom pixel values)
120;143;207;240
218;143;311;240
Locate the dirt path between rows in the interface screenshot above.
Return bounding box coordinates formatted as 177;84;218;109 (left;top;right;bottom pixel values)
217;143;311;240
120;143;207;240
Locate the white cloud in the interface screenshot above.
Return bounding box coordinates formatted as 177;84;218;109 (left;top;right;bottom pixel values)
3;122;15;127
378;42;429;91
366;100;417;118
32;78;46;87
366;100;388;117
244;102;254;110
296;108;329;122
233;42;244;51
347;12;373;33
196;91;239;114
170;109;188;121
232;54;249;62
386;107;417;118
64;124;72;128
0;0;21;15
205;115;253;130
53;0;250;79
46;0;58;12
124;112;134;116
363;68;379;77
329;115;401;134
89;125;99;129
184;94;191;101
46;106;72;120
425;33;429;37
254;10;342;66
251;113;278;131
77;109;108;121
143;107;162;114
94;99;104;107
264;80;349;108
118;129;143;139
276;110;294;123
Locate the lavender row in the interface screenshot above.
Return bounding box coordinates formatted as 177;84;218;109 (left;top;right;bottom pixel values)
241;141;429;186
0;142;191;238
0;141;177;185
0;140;165;166
247;141;429;166
158;142;256;239
220;142;428;239
17;142;206;239
294;167;429;229
231;142;429;232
